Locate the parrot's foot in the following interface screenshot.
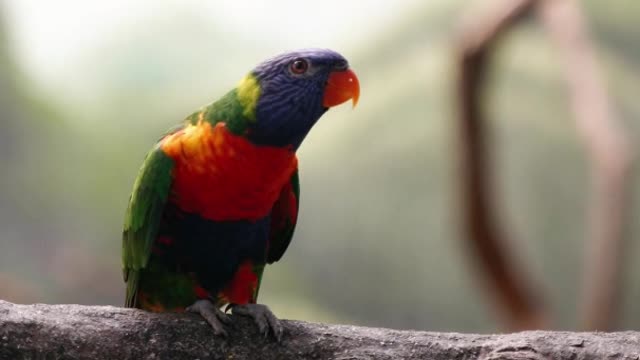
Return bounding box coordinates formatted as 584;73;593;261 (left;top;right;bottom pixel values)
186;299;231;337
230;303;283;341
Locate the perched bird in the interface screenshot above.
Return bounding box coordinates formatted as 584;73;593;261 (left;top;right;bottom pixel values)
122;49;359;339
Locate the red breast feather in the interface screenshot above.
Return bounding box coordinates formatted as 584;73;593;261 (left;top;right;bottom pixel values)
161;120;298;221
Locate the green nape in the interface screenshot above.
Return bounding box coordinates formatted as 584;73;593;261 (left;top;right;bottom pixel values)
186;74;260;135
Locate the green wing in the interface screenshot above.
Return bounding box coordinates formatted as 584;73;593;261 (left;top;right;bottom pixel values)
122;144;174;307
266;169;300;264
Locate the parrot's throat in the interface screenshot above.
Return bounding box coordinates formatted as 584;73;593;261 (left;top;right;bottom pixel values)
249;106;327;150
160;121;298;221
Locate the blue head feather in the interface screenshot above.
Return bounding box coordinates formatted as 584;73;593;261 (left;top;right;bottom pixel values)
249;49;349;149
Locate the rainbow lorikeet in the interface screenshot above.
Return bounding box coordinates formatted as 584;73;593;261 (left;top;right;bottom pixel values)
122;49;359;340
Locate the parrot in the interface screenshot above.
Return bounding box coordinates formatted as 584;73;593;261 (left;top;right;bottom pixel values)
122;49;359;340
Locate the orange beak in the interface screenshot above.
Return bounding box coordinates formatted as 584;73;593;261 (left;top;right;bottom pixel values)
322;68;360;108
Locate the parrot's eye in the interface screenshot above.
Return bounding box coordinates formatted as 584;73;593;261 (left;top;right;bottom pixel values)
290;59;309;75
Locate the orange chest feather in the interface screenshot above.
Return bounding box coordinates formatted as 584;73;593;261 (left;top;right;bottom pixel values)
160;121;298;221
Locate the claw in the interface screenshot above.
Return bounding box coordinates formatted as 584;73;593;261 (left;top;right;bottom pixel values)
187;299;229;337
231;303;283;342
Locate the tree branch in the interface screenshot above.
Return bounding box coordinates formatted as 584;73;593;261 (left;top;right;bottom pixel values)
454;0;550;331
1;301;639;359
537;0;636;331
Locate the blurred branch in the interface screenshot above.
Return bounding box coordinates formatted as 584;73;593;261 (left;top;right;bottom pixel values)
537;0;635;331
454;0;550;331
2;301;640;359
454;0;635;331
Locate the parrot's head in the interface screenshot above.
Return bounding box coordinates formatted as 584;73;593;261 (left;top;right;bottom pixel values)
239;48;360;149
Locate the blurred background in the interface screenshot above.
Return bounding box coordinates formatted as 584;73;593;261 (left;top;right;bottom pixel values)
0;0;638;332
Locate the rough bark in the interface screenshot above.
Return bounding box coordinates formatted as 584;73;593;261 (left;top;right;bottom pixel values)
1;301;639;360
